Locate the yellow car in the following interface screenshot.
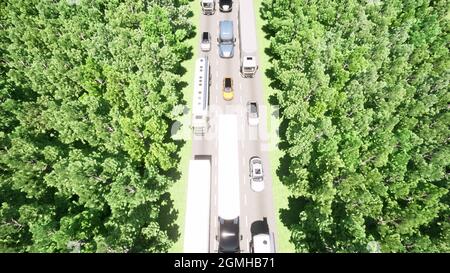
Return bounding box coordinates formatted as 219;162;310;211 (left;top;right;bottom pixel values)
222;77;234;100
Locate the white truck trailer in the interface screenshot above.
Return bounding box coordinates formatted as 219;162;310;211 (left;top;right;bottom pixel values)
200;0;215;15
216;114;241;253
238;0;259;77
191;57;210;136
183;159;211;253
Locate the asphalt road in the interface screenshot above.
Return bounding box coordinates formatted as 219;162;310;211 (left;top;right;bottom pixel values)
190;1;278;253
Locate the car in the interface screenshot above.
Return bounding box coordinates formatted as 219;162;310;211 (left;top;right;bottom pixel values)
219;0;232;12
200;31;211;52
249;156;264;192
222;77;234;100
247;101;259;126
218;20;235;58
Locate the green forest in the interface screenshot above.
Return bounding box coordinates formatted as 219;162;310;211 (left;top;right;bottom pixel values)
0;0;193;252
262;0;449;252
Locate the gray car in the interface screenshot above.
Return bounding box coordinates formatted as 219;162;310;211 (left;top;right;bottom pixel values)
218;20;235;58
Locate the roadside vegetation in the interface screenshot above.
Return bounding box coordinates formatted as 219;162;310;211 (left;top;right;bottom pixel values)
0;0;193;252
261;0;449;252
254;0;295;252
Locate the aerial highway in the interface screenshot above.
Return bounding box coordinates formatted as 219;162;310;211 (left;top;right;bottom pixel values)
185;0;277;253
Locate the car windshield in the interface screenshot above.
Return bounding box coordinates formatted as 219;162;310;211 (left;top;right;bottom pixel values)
250;103;257;113
253;176;263;182
225;78;231;87
202;32;209;42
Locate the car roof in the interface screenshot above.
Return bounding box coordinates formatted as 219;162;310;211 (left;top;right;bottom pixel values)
220;20;233;34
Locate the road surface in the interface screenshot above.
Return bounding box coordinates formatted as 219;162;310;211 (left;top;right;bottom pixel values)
190;0;278;253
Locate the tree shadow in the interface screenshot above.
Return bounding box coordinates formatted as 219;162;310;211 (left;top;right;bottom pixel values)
279;196;309;230
158;192;180;243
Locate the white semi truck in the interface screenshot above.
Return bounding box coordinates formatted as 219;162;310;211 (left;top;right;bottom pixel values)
216;114;241;253
200;0;215;15
183;159;211;253
238;0;259;77
191;57;210;136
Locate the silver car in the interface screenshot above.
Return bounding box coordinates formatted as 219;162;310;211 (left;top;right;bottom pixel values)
249;156;264;192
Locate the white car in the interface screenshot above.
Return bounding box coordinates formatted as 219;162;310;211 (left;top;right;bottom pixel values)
249;156;264;192
200;31;211;52
247;101;259;126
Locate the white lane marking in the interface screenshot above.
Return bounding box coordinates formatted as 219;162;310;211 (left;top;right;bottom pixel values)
243;174;246;185
247;238;250;253
245;216;248;227
240;96;242;104
215;83;218;90
215;95;218;104
215;193;217;206
216;71;219;77
244;194;247;206
240;83;242;90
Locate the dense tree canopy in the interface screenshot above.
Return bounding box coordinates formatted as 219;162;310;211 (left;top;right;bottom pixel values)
262;0;449;252
0;0;193;252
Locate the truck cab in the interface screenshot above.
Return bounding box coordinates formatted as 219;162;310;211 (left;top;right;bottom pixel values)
218;20;236;58
219;0;232;12
200;0;215;15
217;217;241;253
249;218;275;253
241;56;258;77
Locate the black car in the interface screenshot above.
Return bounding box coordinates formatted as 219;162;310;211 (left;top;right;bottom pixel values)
219;0;232;12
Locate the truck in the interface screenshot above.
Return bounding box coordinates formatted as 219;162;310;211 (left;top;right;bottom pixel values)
238;0;259;77
219;0;232;12
200;0;215;15
183;159;211;253
218;20;236;58
216;114;241;253
249;218;275;253
191;57;210;136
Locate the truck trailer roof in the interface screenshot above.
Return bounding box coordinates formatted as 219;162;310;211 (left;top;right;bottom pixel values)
239;0;258;55
183;160;211;253
217;114;240;220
